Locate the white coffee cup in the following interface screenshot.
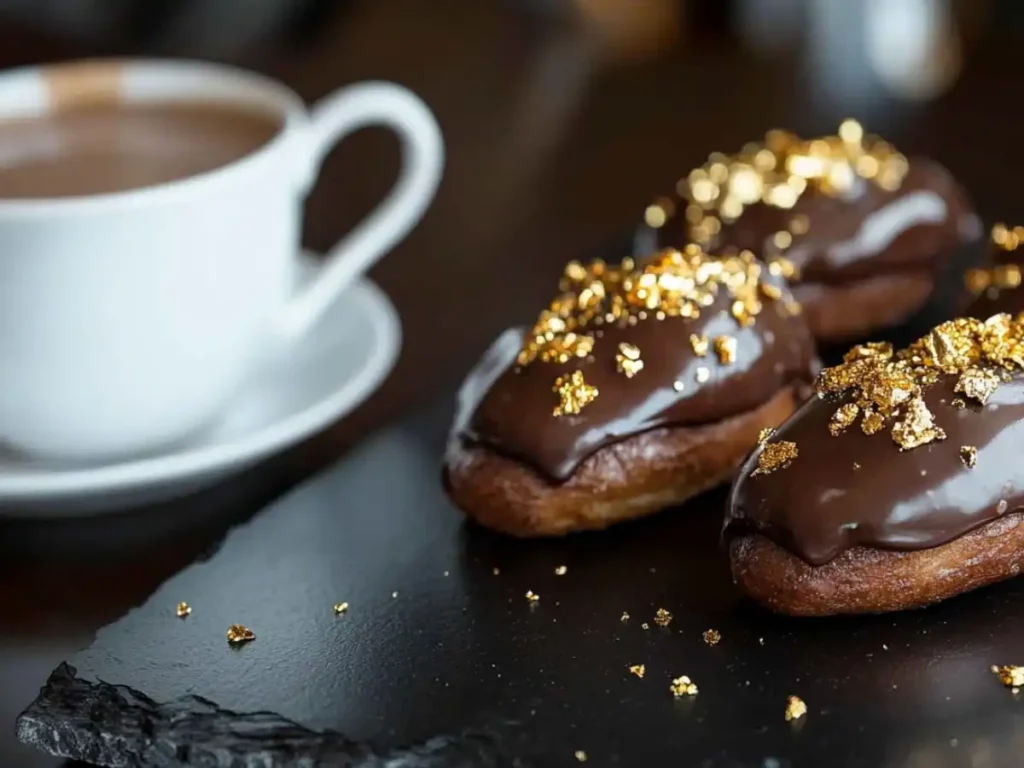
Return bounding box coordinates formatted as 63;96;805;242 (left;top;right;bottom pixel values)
0;59;443;461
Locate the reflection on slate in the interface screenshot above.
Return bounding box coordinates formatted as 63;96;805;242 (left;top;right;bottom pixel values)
16;399;1024;767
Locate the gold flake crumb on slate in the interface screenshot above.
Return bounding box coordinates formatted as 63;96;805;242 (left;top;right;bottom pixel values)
785;695;807;721
226;625;255;645
993;665;1024;688
670;675;698;697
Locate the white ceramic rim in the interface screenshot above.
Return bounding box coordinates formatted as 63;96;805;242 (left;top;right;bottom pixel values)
0;58;305;217
0;257;401;500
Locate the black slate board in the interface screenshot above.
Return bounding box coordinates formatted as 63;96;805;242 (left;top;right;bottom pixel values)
18;235;1017;768
17;396;1024;768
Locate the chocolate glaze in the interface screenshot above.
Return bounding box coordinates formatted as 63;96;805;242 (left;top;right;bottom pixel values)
453;281;816;482
657;159;981;285
725;374;1024;565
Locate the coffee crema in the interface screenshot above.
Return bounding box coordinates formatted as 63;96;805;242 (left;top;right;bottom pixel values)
0;101;282;199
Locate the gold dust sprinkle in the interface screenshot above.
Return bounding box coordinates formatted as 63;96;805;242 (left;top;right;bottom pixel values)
620;611;630;622
695;367;711;384
333;602;349;615
673;380;685;392
960;445;978;469
493;567;500;576
785;695;807;721
952;397;966;409
753;440;798;476
629;664;646;679
828;403;859;436
555;565;568;576
553;370;598;417
654;608;673;627
670;675;699;697
891;397;946;451
675;121;908;260
690;333;710;357
757;427;775;444
955;367;1001;405
713;335;738;366
525;590;539;603
992;665;1024;688
853;462;861;470
574;750;588;763
226;625;255;645
641;622;650;630
176;602;192;619
518;248;790;369
615;342;644;378
703;629;721;646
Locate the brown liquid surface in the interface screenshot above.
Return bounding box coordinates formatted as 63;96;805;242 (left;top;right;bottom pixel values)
0;101;281;198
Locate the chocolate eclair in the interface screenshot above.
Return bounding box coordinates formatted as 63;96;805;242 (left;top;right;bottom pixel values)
726;315;1024;615
445;247;817;537
646;121;981;344
963;223;1024;318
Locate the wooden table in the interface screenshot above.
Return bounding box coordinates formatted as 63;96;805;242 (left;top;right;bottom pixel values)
1;1;1021;764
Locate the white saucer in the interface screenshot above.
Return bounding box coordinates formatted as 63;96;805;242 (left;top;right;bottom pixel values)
0;253;401;517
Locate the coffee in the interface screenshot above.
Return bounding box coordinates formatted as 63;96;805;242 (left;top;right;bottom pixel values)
0;101;281;199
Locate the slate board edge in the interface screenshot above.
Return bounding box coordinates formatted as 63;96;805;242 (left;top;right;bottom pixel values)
15;663;518;768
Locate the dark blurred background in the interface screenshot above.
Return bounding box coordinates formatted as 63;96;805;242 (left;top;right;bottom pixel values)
1;1;1023;765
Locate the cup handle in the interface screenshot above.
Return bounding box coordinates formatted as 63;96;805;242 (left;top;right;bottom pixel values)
275;81;444;342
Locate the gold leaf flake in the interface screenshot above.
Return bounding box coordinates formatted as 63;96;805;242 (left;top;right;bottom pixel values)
553;370;598;417
753;441;798;476
960;446;978;469
226;625;255;645
785;695;807;721
891;397;946;450
615;342;644;378
993;665;1024;688
828;403;859;436
176;602;192;619
670;675;698;697
713;335;738;365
